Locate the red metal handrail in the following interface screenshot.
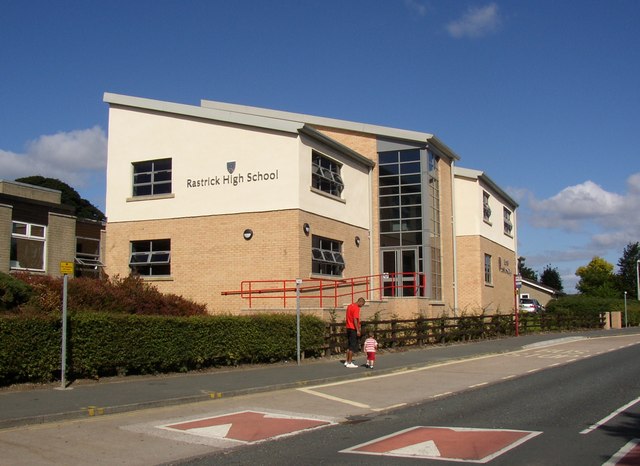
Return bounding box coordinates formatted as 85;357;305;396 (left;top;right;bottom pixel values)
221;272;426;308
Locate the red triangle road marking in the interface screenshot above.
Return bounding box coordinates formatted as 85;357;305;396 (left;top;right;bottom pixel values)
164;411;332;443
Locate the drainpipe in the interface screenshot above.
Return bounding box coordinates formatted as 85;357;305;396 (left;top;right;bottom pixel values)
451;160;459;315
369;165;375;301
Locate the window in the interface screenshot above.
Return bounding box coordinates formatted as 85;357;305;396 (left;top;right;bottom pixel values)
503;207;513;236
483;191;492;223
10;221;46;271
75;236;103;277
312;151;344;197
132;158;172;196
484;254;492;285
378;149;423;247
129;239;171;276
312;236;344;276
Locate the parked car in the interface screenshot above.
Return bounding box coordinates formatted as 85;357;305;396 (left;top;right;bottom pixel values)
519;298;544;313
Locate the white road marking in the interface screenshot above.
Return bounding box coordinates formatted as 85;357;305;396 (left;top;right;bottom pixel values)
602;439;640;466
580;396;640;434
469;382;488;388
297;388;372;409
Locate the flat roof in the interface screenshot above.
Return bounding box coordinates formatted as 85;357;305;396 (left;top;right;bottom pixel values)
201;98;460;161
104;93;459;162
103;93;374;169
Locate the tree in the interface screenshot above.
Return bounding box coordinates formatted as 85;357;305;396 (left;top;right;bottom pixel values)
616;242;640;299
575;256;618;298
15;176;105;221
517;257;538;281
540;264;563;292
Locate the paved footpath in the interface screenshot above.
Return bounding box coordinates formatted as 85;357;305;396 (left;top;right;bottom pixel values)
2;327;639;430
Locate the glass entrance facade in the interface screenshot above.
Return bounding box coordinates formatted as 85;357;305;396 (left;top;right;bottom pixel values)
378;148;442;299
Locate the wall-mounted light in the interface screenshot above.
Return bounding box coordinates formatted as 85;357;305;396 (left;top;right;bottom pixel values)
355;236;361;247
243;229;253;240
303;223;310;236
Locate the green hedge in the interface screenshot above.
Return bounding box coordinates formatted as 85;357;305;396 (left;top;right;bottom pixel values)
546;295;640;326
0;312;325;386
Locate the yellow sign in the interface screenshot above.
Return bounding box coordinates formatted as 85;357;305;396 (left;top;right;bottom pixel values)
60;261;74;275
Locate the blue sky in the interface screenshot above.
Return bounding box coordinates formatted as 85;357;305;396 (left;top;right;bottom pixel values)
2;1;639;292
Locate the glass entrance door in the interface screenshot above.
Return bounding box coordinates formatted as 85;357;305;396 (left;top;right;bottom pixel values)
382;248;420;297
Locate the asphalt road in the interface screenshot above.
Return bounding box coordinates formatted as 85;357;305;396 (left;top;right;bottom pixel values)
174;338;640;465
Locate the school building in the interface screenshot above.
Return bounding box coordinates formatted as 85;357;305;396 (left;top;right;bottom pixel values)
103;93;518;319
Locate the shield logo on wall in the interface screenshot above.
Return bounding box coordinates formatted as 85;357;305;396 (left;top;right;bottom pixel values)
227;161;236;174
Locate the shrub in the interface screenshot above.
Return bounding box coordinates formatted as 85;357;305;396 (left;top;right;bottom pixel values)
0;272;33;312
10;273;207;316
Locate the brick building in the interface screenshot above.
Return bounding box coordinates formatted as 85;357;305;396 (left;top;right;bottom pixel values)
0;180;105;278
103;93;518;318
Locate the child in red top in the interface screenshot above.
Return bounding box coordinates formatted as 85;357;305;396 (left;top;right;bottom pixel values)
363;331;378;369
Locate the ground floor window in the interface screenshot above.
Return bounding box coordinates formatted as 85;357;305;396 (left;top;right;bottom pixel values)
484;253;493;285
129;239;171;276
10;221;46;271
312;236;344;276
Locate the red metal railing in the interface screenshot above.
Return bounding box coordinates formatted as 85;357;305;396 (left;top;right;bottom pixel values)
221;272;427;308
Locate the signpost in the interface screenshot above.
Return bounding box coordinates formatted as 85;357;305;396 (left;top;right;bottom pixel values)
295;278;302;366
57;262;74;390
514;275;522;337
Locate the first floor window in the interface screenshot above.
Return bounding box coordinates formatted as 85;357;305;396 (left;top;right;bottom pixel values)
503;207;513;236
483;191;492;223
312;236;344;276
132;158;172;196
129;239;171;276
312;151;344;198
10;221;46;271
484;253;492;285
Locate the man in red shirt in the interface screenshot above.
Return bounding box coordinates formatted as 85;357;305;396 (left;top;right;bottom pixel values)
345;297;365;368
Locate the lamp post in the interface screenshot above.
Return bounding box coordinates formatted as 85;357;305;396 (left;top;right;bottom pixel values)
624;291;628;328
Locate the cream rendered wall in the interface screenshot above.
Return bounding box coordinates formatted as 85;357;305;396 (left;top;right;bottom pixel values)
454;175;515;252
297;134;370;230
106;107;300;222
454;178;482;236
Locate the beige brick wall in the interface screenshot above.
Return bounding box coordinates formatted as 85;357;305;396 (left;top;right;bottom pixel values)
0;204;12;274
105;209;371;314
456;235;516;314
47;213;77;277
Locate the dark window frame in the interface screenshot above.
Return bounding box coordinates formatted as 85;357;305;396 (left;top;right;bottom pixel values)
311;235;344;277
312;151;344;198
132;158;172;197
129;239;171;277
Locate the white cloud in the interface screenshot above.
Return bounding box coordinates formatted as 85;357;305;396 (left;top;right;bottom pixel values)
405;0;427;17
0;126;107;188
521;174;640;291
446;3;501;38
530;180;626;230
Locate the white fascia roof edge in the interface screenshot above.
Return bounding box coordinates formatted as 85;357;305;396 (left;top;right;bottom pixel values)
521;278;560;294
201;99;460;161
454;166;519;209
103;93;304;135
